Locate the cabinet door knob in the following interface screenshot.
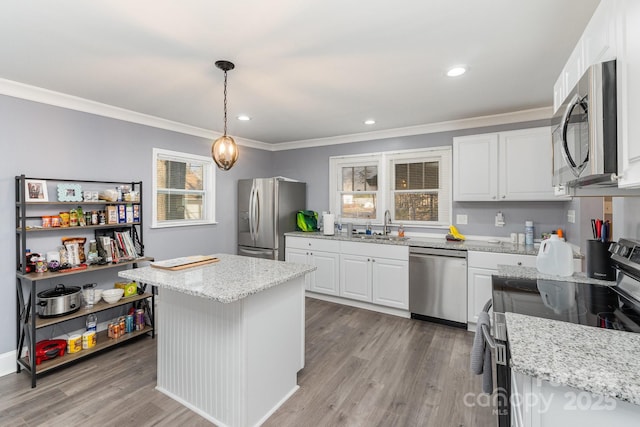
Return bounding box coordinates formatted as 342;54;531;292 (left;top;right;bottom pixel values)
367;258;371;262
492;196;496;200
502;195;506;199
517;262;522;266
372;259;376;262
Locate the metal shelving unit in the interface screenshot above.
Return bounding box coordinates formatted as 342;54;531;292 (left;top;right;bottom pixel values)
15;175;154;388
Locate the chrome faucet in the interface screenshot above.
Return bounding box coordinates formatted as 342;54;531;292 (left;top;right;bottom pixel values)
383;210;391;235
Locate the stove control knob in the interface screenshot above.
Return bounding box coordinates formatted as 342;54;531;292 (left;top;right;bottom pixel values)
620;246;629;257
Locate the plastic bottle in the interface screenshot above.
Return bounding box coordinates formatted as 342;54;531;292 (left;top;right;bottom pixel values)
398;224;405;238
525;221;534;246
366;220;372;235
536;234;574;276
86;313;97;331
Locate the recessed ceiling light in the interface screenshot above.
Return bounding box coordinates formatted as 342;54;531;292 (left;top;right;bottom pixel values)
237;115;251;121
364;119;376;125
447;66;467;77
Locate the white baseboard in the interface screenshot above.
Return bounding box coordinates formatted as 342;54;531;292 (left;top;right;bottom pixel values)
0;350;17;378
305;292;410;318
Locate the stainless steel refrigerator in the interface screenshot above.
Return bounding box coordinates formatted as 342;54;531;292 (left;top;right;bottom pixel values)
238;178;306;260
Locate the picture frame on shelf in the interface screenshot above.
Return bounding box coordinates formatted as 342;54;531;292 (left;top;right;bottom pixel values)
25;179;49;202
57;183;83;202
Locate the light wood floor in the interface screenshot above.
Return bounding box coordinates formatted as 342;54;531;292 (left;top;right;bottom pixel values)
0;298;495;427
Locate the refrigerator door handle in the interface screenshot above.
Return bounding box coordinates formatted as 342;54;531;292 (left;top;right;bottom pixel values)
248;184;256;241
253;187;260;237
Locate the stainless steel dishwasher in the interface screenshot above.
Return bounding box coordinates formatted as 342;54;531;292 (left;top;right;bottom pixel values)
409;246;467;327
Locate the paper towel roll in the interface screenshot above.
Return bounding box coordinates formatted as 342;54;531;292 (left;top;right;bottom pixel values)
323;213;335;235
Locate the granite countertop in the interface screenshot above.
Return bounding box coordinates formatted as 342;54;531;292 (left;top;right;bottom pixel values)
497;265;615;286
506;312;640;405
285;231;562;257
118;253;316;303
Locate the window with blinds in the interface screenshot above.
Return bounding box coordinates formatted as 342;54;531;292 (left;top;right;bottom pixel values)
152;148;216;228
390;149;451;226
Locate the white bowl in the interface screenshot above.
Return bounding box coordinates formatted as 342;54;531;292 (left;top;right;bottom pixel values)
102;288;124;304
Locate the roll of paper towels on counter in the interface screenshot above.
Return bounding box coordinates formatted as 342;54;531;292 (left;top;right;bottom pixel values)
323;213;335;235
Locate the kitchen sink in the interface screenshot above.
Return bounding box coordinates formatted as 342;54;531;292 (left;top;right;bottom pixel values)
352;234;409;242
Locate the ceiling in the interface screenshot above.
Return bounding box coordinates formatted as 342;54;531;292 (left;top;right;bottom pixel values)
0;0;600;145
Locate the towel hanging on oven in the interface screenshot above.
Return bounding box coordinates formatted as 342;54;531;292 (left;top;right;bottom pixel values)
471;300;494;394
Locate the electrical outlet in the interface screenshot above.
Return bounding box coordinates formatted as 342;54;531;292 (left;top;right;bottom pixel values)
456;214;468;225
495;211;505;227
567;210;576;223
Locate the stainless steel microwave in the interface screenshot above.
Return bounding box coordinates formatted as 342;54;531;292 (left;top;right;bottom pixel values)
552;60;617;188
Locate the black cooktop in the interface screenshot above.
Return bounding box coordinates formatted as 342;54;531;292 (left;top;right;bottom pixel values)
492;275;640;333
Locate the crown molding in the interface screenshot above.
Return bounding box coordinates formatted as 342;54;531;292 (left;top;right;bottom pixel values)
270;107;553;151
0;78;271;151
0;77;552;153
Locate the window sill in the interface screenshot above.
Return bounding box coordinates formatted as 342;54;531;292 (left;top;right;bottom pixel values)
151;220;218;229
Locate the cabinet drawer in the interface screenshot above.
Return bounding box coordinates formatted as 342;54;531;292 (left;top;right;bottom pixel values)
340;241;408;260
468;251;536;269
286;236;339;252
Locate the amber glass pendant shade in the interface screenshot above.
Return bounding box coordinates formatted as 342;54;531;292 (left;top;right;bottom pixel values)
212;135;239;171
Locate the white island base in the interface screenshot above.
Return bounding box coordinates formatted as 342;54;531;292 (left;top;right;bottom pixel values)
156;276;305;427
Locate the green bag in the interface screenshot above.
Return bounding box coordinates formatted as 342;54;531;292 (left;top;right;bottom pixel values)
296;210;319;231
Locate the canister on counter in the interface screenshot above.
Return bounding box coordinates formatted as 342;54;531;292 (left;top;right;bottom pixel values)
67;334;82;353
82;331;96;349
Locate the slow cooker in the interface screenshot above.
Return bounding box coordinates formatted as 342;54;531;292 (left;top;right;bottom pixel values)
37;284;81;317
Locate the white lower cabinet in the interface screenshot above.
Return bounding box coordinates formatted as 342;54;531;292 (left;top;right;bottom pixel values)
372;257;408;309
285;237;340;296
340;254;372;302
286;236;409;311
340;242;409;310
511;371;640;427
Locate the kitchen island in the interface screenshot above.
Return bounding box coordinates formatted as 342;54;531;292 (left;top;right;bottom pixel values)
119;254;315;427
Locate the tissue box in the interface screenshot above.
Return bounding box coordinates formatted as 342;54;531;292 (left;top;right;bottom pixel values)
114;281;137;297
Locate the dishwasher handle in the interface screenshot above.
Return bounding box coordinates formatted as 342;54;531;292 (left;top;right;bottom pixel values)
409;246;467;258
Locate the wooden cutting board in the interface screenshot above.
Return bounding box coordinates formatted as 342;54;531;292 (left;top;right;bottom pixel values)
150;255;219;271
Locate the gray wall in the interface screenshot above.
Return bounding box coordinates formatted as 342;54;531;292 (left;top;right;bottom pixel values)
273;119;571;238
0;95;273;354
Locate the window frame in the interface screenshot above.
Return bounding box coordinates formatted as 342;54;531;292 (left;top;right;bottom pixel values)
329;154;383;224
152;148;216;228
387;148;452;227
329;147;451;228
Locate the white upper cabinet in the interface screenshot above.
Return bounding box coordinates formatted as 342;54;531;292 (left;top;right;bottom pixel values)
615;0;640;188
552;0;616;114
454;127;556;201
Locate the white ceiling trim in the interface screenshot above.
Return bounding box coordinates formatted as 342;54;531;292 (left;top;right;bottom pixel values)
0;78;271;151
270;107;553;151
0;77;552;153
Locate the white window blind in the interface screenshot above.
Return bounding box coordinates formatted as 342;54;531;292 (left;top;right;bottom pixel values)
152;148;216;228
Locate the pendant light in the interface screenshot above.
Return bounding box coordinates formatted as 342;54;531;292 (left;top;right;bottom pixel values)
211;60;239;171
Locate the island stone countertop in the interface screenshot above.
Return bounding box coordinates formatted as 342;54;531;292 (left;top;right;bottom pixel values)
118;253;315;303
285;231;579;257
506;312;640;405
497;265;615;286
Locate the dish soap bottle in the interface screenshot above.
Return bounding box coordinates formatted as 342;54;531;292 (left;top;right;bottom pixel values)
366;220;372;235
398;224;405;238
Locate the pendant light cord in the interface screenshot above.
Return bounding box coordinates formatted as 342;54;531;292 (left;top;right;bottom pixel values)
223;70;228;136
